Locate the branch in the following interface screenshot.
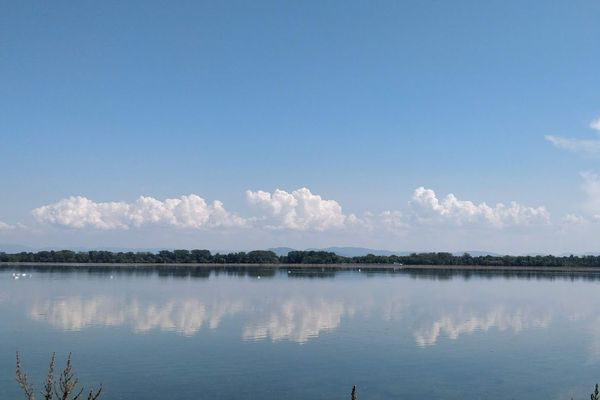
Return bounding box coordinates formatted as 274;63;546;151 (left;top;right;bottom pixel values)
16;352;35;400
42;353;56;400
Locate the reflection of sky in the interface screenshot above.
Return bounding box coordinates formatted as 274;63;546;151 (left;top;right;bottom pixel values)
29;297;245;336
412;305;552;347
3;271;600;349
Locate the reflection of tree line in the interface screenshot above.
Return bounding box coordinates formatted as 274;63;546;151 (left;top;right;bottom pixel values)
7;249;600;268
5;264;600;281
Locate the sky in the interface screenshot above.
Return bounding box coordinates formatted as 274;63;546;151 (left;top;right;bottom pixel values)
1;0;600;254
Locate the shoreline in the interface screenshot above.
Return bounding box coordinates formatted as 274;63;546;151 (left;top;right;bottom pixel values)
3;262;600;273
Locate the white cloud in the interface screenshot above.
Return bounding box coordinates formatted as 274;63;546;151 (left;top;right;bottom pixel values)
580;171;600;217
410;187;550;228
0;221;15;231
32;195;246;230
246;187;360;231
561;213;588;225
358;210;407;233
545;117;600;155
26;187;552;240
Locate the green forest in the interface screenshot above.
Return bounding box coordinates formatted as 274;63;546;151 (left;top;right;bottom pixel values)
2;249;600;267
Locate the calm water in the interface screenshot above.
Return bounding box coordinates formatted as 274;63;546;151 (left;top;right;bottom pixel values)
2;266;600;400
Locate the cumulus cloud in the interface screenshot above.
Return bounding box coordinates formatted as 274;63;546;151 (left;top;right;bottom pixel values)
246;187;361;231
32;195;246;230
545;118;600;155
580;171;600;217
27;187;552;234
0;221;15;231
378;210;407;230
555;172;600;226
410;187;549;228
561;213;588;225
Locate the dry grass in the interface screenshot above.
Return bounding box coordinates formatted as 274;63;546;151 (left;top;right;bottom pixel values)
16;352;102;400
15;355;600;400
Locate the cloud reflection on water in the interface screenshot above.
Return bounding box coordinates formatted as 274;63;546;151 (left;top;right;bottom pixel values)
241;297;351;343
29;297;245;336
4;271;600;347
413;306;552;347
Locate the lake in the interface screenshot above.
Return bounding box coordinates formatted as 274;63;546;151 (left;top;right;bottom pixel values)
1;266;600;399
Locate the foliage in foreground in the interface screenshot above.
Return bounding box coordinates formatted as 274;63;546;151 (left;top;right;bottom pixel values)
16;352;102;400
347;384;600;400
14;353;600;400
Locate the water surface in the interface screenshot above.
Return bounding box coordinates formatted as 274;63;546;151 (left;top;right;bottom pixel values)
1;266;600;399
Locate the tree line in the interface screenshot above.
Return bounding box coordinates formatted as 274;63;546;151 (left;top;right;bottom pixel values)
3;249;600;267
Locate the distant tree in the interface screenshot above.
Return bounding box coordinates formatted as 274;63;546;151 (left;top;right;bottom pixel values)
191;249;212;263
173;250;192;263
6;248;600;267
246;250;279;264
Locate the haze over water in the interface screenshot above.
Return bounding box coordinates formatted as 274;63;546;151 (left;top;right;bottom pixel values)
2;267;600;399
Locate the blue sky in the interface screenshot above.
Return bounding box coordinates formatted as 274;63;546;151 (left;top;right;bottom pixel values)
2;1;600;253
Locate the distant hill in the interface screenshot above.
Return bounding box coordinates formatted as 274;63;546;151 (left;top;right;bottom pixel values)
0;244;580;258
0;243;37;253
269;247;503;257
452;251;502;257
0;244;165;253
312;247;408;257
268;247;405;257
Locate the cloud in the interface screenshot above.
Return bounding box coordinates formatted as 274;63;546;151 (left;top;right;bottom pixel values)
246;187;361;231
27;186;551;236
557;172;600;226
32;195;246;230
410;187;550;228
0;221;15;231
561;213;588;226
378;210;407;231
545;118;600;155
580;171;600;217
